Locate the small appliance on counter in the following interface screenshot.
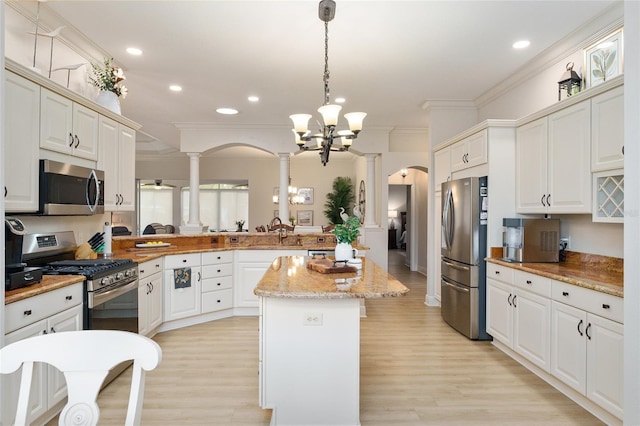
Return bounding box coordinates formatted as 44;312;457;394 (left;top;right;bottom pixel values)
502;218;560;263
5;217;43;291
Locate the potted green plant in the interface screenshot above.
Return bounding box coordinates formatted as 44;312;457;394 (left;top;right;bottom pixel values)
334;216;360;261
89;57;128;114
323;177;355;224
235;219;245;232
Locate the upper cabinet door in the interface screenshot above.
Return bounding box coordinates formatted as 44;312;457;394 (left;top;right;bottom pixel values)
547;100;591;213
4;71;40;212
591;86;624;172
516;118;548;213
433;147;451;192
450;130;488;172
40;88;74;155
118;126;136;211
98;115;120;210
71;103;99;161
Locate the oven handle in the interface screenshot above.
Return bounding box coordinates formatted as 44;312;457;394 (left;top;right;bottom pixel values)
89;277;138;308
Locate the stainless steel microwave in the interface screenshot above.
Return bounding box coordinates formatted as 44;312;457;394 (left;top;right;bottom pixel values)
39;159;104;215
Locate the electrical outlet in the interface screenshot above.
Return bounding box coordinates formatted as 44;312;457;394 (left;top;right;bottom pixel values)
560;237;571;250
303;312;323;326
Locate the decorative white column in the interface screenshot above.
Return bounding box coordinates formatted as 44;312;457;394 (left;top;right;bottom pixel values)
179;152;208;234
278;153;290;223
364;154;377;226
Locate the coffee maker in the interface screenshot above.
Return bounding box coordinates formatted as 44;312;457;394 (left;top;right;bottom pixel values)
5;217;42;290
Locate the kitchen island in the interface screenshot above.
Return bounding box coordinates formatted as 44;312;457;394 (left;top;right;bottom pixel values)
255;256;408;426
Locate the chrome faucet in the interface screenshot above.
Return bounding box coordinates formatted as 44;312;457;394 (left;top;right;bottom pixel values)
270;216;288;245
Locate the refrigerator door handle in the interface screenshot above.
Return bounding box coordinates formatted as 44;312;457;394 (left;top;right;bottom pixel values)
442;259;470;271
442;277;470;293
442;188;454;250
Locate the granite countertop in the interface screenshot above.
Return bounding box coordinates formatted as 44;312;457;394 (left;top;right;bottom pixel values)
486;251;623;298
254;256;409;299
5;275;85;305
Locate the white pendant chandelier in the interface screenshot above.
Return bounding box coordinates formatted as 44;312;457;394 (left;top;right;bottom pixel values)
290;0;366;166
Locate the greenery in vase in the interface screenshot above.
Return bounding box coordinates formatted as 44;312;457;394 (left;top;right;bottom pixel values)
324;177;355;224
334;216;360;244
235;219;245;230
89;57;128;98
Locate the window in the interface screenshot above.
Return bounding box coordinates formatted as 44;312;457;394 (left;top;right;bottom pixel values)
181;183;249;231
139;184;174;231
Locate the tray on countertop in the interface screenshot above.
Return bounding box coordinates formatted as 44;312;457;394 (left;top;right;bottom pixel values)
307;258;357;274
135;242;171;248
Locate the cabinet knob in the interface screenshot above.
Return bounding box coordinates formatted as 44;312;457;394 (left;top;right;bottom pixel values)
24;309;32;316
217;256;221;260
217;269;221;273
602;304;610;309
182;259;187;263
217;299;221;303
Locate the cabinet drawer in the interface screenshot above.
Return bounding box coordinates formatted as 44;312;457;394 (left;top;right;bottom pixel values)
202;263;233;279
486;263;514;284
552;281;623;323
202;288;233;313
202;275;233;292
138;258;164;281
164;253;200;269
202;251;233;265
5;283;82;334
514;270;551;297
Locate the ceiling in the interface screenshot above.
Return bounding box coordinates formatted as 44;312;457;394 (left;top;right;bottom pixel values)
42;0;617;157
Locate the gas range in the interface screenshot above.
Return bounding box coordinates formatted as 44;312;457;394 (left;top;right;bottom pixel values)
42;259;138;292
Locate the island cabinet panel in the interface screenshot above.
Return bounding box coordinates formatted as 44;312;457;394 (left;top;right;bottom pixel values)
260;297;361;426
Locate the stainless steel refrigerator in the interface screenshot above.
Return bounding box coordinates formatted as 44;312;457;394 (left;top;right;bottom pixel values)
440;176;490;340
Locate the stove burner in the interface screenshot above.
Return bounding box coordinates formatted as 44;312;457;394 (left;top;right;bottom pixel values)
43;259;134;278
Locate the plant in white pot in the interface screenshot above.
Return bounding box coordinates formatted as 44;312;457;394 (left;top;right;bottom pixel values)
333;216;360;261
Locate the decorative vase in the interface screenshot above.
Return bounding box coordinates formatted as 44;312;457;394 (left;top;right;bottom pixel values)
96;90;121;114
335;242;355;261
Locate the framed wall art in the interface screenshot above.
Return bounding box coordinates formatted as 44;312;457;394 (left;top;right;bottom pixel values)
297;210;313;226
298;187;314;205
585;28;623;88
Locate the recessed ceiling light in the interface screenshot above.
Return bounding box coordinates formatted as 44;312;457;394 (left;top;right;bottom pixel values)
169;85;182;92
216;107;239;115
512;40;530;49
335;97;346;104
248;95;259;102
126;47;143;55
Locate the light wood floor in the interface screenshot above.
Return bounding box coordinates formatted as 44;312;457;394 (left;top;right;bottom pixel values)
52;251;604;425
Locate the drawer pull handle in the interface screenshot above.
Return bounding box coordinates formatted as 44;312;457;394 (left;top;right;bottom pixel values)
507;294;513;306
182;259;187;263
512;295;517;308
526;280;532;285
602;304;610;309
24;310;32;316
217;256;221;260
562;291;569;296
156;264;160;268
217;299;221;303
217;269;221;273
586;323;592;340
66;295;73;300
217;282;221;286
140;269;145;274
495;271;500;275
577;319;584;336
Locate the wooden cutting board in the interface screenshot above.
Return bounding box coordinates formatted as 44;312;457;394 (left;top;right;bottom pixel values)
307;258;357;274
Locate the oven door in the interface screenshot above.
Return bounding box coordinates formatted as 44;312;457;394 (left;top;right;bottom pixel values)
86;277;139;333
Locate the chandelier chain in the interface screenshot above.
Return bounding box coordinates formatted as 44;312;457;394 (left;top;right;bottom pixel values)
323;20;330;106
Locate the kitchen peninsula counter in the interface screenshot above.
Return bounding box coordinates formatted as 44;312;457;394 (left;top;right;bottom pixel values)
255;256;408;426
486;251;623;297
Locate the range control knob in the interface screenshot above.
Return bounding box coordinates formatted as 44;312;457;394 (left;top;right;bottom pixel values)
116;272;124;280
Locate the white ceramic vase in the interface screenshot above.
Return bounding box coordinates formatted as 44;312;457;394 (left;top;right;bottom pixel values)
335;242;358;261
96;90;121;114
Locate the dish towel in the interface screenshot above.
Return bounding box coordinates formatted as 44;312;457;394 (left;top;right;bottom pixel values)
174;267;191;289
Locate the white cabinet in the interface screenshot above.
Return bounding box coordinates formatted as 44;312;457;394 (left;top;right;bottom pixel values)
591;85;624;172
201;251;233;313
433;148;451;193
485;264;551;372
234;250;306;309
516;101;591;213
4;71;40;212
138;258;164;336
98;115;136;211
164;253;202;321
450;129;487;172
2;283;83;426
40;88;99;161
550;281;623;419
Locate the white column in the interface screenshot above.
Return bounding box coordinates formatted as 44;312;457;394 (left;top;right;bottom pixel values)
179;152;207;234
364;154;377;226
278;153;290;223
